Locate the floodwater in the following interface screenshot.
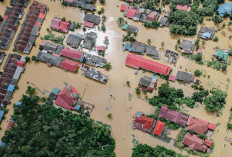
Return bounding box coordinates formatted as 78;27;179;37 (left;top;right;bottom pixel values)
0;0;232;157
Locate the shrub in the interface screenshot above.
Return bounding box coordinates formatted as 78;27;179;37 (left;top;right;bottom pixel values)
194;69;202;76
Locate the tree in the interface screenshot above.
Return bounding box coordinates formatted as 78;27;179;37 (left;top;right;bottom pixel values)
213;36;218;42
136;87;141;94
25;56;30;63
99;0;105;4
0;92;116;156
176;89;184;98
31;56;37;61
204;89;227;112
222;64;227;71
0;15;3;22
107;113;112;119
147;39;151;45
126;81;130;87
26;86;36;96
103;62;111;71
117;17;124;25
212;15;223;24
194;69;202;76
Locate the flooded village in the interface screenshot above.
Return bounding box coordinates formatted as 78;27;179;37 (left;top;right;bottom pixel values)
0;0;232;156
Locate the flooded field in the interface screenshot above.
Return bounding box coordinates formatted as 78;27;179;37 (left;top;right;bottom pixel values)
0;0;232;156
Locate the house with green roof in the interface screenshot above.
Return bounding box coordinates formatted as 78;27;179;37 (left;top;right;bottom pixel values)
215;49;228;61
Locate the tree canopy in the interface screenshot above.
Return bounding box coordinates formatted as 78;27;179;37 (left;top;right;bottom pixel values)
132;144;188;157
0;92;115;157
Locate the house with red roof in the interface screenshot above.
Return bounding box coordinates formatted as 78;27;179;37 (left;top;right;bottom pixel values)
55;86;79;110
153;121;164;136
17;61;25;67
6;120;14;131
187;116;215;134
205;139;213;148
61;47;84;62
125;54;171;75
84;21;95;28
120;4;130;11
60;59;79;72
97;46;105;52
50;18;61;30
146;11;160;22
133;111;155;133
182;133;208;152
127;8;137;19
50;18;70;33
58;21;70;33
176;5;188;11
158;105;189;126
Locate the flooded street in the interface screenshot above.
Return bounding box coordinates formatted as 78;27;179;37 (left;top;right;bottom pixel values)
0;0;232;156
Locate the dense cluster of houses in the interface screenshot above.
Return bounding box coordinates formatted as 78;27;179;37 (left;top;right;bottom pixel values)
124;41;160;59
134;105;215;153
0;54;26;108
120;4;169;27
64;0;96;11
14;1;47;54
37;41;108;83
0;0;29;50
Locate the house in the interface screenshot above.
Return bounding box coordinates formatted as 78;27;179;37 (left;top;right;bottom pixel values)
0;52;6;65
58;21;70;33
158;105;189;126
187;116;215;134
83;54;107;67
153;121;164;136
217;3;232;16
84;14;100;26
13;1;47;54
146;45;159;59
169;75;176;82
176;5;188;11
125;54;171;75
139;76;158;92
178;39;195;54
6;120;14;131
182;133;208;152
50;18;70;33
50;18;61;30
66;34;83;49
127;8;137;19
159;16;169;27
84;21;95;28
82;32;97;50
120;4;130;11
37;51;65;66
42;41;64;55
72;0;96;11
0;110;4;122
146;11;160;22
81;65;108;83
60;59;79;72
205;139;213;148
198;27;215;39
121;24;138;34
97;46;105;52
214;49;228;61
176;71;194;83
133;111;156;133
130;42;147;54
61;47;84;62
55;86;79;110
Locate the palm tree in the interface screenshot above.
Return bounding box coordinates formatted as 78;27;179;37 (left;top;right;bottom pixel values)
117;17;124;25
107;113;112;120
161;42;165;50
126;81;130;87
147;39;151;45
136;87;141;94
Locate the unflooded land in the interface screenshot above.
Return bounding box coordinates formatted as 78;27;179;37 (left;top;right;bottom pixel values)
0;0;232;157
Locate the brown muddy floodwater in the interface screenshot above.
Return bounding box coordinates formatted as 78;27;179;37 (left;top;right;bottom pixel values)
0;0;232;157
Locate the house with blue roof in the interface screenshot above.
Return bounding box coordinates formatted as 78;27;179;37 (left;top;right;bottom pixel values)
217;3;232;16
